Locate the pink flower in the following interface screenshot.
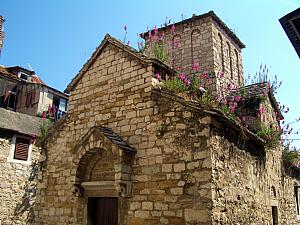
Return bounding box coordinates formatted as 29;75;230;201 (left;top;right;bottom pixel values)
235;95;241;102
219;71;224;78
201;73;207;79
42;111;46;118
124;25;127;32
178;73;191;86
154;25;158;34
171;24;176;33
226;83;233;91
192;61;199;72
155;72;161;80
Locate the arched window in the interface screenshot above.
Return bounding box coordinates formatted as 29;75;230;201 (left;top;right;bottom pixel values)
218;33;224;72
191;29;201;71
171;35;181;69
235;49;240;85
271;186;276;197
227;41;233;79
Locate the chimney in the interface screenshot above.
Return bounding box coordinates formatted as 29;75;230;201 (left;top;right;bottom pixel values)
0;16;5;54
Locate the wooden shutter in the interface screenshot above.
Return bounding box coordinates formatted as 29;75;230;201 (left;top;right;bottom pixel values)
26;92;31;107
14;137;30;160
31;90;36;104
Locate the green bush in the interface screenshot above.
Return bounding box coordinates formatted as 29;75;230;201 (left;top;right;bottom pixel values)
36;119;53;147
257;124;280;148
162;77;188;93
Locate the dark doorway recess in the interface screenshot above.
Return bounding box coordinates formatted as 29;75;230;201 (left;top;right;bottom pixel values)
88;197;118;225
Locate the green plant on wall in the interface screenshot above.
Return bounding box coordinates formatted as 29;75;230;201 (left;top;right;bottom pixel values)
162;77;188;93
153;41;168;62
283;144;300;171
256;124;281;148
36;119;53;148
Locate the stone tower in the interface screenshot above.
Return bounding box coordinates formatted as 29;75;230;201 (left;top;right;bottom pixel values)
143;11;245;90
0;16;5;54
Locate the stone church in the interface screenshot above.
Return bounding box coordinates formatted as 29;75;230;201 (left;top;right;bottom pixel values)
33;11;300;225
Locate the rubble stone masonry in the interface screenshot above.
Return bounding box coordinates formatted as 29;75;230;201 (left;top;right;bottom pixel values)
0;136;40;225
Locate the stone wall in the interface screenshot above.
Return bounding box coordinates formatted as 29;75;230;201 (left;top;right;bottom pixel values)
0;134;40;225
145;16;214;76
281;174;300;224
210;121;300;225
211;20;243;88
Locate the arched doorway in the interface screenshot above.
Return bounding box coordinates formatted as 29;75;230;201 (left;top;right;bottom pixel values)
72;127;135;225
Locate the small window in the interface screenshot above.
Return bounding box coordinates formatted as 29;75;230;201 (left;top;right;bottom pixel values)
14;137;30;161
7;92;16;109
295;186;300;216
59;98;67;112
271;186;276;197
20;72;29;81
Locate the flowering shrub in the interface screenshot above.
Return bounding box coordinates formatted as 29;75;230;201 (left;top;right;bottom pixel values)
283;144;300;170
256;124;281;148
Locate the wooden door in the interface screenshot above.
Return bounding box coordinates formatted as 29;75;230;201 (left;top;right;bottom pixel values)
88;197;118;225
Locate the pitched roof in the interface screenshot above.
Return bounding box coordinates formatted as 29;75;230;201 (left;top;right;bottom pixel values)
0;65;19;81
99;126;136;152
237;82;283;120
280;7;300;58
0;65;45;84
142;11;245;49
0;108;44;136
65;34;176;93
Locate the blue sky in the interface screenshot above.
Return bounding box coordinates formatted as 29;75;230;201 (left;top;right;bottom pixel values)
1;0;300;143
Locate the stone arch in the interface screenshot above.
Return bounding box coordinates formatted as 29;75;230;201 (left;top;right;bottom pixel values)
71;126;135;225
271;185;276;197
76;147;116;184
171;34;182;69
72;127;135;197
191;29;201;71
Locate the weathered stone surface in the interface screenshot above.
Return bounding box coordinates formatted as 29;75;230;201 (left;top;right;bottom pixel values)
0;137;40;225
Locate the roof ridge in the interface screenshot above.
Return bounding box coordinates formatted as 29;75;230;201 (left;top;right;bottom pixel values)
141;11;245;49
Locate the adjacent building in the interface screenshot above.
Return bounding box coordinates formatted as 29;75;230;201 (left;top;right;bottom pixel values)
0;65;68;120
280;7;300;58
0;15;68;225
0;108;44;224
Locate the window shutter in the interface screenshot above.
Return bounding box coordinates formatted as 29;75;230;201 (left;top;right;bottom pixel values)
14;137;30;161
26;92;31;107
31;90;35;103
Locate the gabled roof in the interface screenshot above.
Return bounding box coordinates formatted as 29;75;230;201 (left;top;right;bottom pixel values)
280;7;300;58
0;65;45;84
65;34;176;93
70;125;136;154
238;82;283;120
142;11;245;49
0;65;19;81
0;108;44;136
99;126;135;152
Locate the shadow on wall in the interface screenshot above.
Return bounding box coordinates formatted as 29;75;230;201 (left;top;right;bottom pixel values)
12;161;40;225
